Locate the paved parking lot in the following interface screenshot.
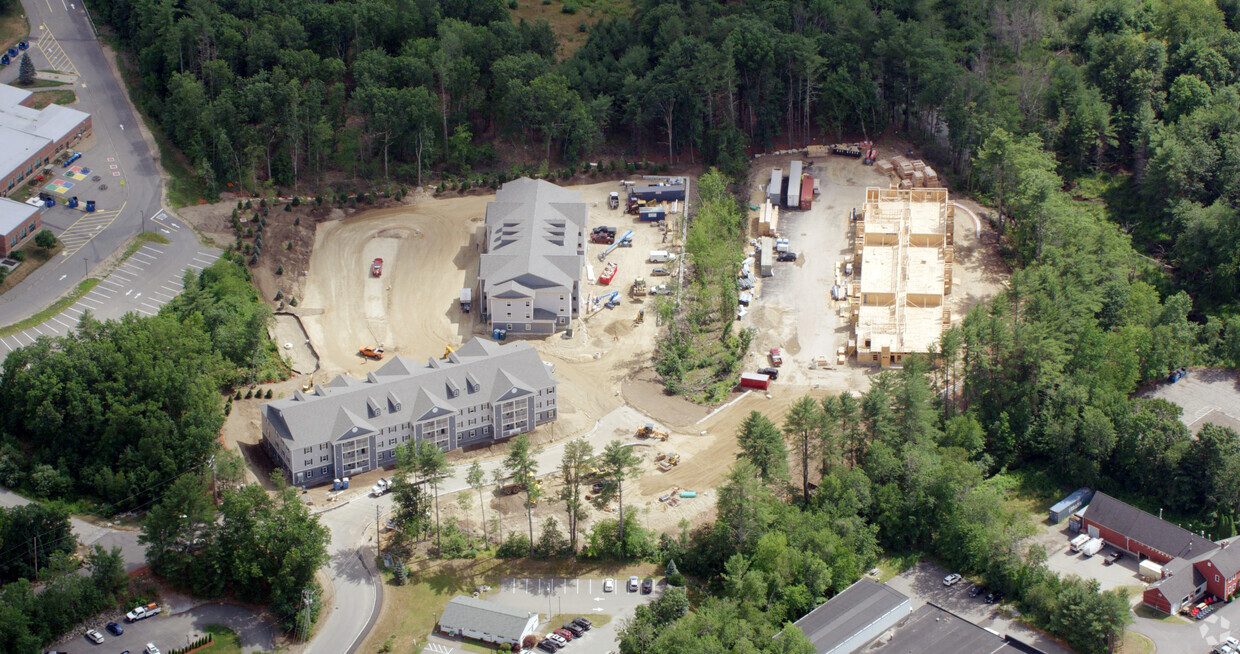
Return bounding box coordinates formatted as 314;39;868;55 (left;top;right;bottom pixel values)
51;603;274;654
885;561;1071;654
423;576;663;654
1140;368;1240;435
0;242;218;356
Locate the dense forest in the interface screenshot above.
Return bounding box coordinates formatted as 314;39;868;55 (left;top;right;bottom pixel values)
0;256;280;510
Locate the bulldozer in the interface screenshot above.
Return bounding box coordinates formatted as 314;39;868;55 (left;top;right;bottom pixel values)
359;345;385;360
631;276;647;297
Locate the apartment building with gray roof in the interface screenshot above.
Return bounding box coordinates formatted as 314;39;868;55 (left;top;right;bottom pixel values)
261;338;559;487
479;177;586;335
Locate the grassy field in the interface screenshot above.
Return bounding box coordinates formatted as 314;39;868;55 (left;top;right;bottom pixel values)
0;2;28;52
1133;604;1190;624
510;0;631;58
30;89;76;109
1119;630;1155;654
200;624;242;654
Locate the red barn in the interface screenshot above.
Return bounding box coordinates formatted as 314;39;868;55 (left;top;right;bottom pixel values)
1081;492;1240;615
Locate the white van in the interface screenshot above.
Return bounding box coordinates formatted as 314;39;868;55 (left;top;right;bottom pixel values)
649;250;675;263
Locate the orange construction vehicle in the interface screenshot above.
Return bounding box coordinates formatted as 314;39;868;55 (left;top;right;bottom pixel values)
360;345;385;360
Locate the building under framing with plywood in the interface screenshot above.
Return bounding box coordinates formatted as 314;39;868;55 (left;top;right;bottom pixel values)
851;187;953;367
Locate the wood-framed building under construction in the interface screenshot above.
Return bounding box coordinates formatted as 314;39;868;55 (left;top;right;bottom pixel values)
851;187;954;367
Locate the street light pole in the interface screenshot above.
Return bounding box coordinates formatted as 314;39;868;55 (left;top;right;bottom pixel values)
141;209;145;234
82;256;87;277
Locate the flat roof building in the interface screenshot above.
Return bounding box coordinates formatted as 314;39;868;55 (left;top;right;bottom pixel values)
0;198;40;257
479;178;586;336
854;187;954;367
870;604;1041;654
260;338;559;487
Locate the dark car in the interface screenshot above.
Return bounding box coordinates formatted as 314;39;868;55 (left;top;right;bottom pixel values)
106;622;124;636
777;251;798;262
985;591;1003;604
969;585;984;598
642;577;654;594
537;640;559;652
757;367;779;380
1104;550;1123;566
573;617;593;630
563;623;583;637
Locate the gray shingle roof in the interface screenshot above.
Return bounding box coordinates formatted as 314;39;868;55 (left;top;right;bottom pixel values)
480;178;585;293
439;595;536;640
1084;492;1218;560
871;603;1030;654
261;338;557;449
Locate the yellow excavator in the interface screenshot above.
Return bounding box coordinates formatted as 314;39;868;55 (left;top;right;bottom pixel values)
444;344;456;359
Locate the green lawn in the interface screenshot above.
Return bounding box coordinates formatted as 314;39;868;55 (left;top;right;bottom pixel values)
0;278;98;337
0;2;28;52
1120;630;1155;654
200;624;242;654
29;89;76;109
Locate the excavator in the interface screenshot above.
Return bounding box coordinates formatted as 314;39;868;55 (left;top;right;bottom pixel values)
444;344;456;359
359;345;385;360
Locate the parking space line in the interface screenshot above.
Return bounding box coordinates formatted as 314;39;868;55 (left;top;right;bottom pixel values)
78;297;103;307
0;340;9;353
160;285;181;294
140;246;164;256
89;290;111;299
52;317;72;329
136;308;153;316
185;263;203;270
122;261;147;270
192;256;215;264
131;251;157;261
141;302;161;311
101;279;123;288
62;306;82;316
111;271;135;280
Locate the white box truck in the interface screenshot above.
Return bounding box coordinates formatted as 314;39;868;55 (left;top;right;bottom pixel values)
1079;538;1104;557
1069;534;1091;552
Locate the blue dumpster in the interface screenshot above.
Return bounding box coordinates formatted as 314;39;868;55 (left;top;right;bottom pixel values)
17;41;27;50
68;196;78;208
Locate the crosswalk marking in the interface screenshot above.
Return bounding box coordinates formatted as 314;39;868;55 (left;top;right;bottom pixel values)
59;207;124;256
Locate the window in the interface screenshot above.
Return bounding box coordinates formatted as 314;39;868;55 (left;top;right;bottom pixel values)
304;447;312;454
321;467;328;475
321;455;330;462
525;324;531;330
1217;575;1221;582
389;438;396;446
304;459;313;466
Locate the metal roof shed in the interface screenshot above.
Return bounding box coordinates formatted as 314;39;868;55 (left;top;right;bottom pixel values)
437;596;539;646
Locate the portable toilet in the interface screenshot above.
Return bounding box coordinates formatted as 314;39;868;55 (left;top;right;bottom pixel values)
332;478;342;491
85;200;96;212
341;476;350;489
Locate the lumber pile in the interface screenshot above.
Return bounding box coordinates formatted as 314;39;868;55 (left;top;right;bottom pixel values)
807;144;831;157
875;160;894;175
923;166;940;187
890;156;914;179
758;199;779;237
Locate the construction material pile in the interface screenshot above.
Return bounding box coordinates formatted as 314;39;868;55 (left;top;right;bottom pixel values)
880;156;944;188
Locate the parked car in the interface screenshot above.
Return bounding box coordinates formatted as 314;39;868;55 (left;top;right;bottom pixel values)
540;637;562;651
757;367;779;380
562;623;583;637
985;590;1003;604
642;577;654;594
85;629;105;644
603;578;615;592
969;585;984;598
1103;550;1123;565
371;258;383;277
537;640;558;653
145;644;161;654
628;575;640;592
651;284;673;295
548;632;568;646
554;628;575;641
942;573;962;586
651;267;671;276
106;622;124;636
573;617;593;630
777;251;798;262
769;348;783;366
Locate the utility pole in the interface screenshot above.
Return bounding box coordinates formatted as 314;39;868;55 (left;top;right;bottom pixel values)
141;209;145;235
82;256;87;277
300;588;314;642
32;535;37;581
375;503;380;551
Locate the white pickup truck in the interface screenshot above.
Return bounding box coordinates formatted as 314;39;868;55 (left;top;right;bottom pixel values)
125;603;162;622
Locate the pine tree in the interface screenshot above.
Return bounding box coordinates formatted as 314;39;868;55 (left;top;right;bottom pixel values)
18;54;34;86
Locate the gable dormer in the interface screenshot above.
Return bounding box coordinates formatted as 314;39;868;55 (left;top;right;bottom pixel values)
445;378;460;399
367;396;382;418
387;391;402;413
465;372;480;394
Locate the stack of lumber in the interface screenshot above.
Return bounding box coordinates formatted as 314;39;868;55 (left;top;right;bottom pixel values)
875;160;895;175
758;200;779;237
807;144;831;157
911;159;926;172
923;167;940;187
891;156;914;179
911;170;925;187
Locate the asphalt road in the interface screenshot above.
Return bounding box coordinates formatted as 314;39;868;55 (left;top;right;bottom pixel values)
0;0;165;324
0;487;146;572
0;222;218;358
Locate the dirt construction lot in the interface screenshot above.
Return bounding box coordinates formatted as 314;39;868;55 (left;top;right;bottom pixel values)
744;148;1007;388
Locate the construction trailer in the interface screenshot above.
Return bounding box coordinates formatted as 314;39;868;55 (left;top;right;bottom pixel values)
786;161;803;209
767;168;783;205
639;206;666;222
740;372;771;390
629;180;686;204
